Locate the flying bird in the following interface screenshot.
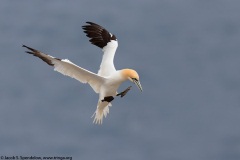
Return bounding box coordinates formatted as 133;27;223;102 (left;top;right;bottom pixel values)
23;22;142;124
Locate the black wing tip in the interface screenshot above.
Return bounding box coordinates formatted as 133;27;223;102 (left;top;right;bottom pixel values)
22;45;55;66
22;45;38;56
111;34;117;41
22;44;38;52
85;21;99;26
22;44;29;49
86;21;95;25
82;22;96;29
25;51;33;54
82;21;117;49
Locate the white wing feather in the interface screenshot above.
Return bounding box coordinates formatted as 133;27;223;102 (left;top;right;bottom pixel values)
53;59;105;93
23;45;105;93
98;40;118;77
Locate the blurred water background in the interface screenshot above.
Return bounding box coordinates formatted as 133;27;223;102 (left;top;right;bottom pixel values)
0;0;240;159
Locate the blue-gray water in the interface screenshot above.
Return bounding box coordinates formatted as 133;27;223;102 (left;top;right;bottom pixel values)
1;0;240;159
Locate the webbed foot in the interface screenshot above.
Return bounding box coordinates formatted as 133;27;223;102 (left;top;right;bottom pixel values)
116;86;132;98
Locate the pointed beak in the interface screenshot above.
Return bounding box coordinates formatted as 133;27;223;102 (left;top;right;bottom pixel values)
133;79;143;92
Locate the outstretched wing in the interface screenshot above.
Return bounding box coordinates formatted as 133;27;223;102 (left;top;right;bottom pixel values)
82;22;118;77
22;45;105;93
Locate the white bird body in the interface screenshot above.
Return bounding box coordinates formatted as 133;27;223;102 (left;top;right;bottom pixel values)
23;22;142;124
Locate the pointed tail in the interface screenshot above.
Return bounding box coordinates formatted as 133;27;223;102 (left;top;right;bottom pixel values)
92;101;112;124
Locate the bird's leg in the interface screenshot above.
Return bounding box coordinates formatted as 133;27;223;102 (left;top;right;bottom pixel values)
116;86;132;98
101;96;114;102
102;86;132;102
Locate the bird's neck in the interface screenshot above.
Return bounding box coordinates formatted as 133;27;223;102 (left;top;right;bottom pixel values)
109;70;129;83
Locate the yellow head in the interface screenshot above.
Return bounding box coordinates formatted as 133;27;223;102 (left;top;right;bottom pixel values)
122;69;143;92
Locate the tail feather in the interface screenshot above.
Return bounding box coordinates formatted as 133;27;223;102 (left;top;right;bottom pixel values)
92;101;112;124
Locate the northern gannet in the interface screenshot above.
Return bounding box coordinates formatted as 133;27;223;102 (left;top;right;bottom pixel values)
22;22;142;124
